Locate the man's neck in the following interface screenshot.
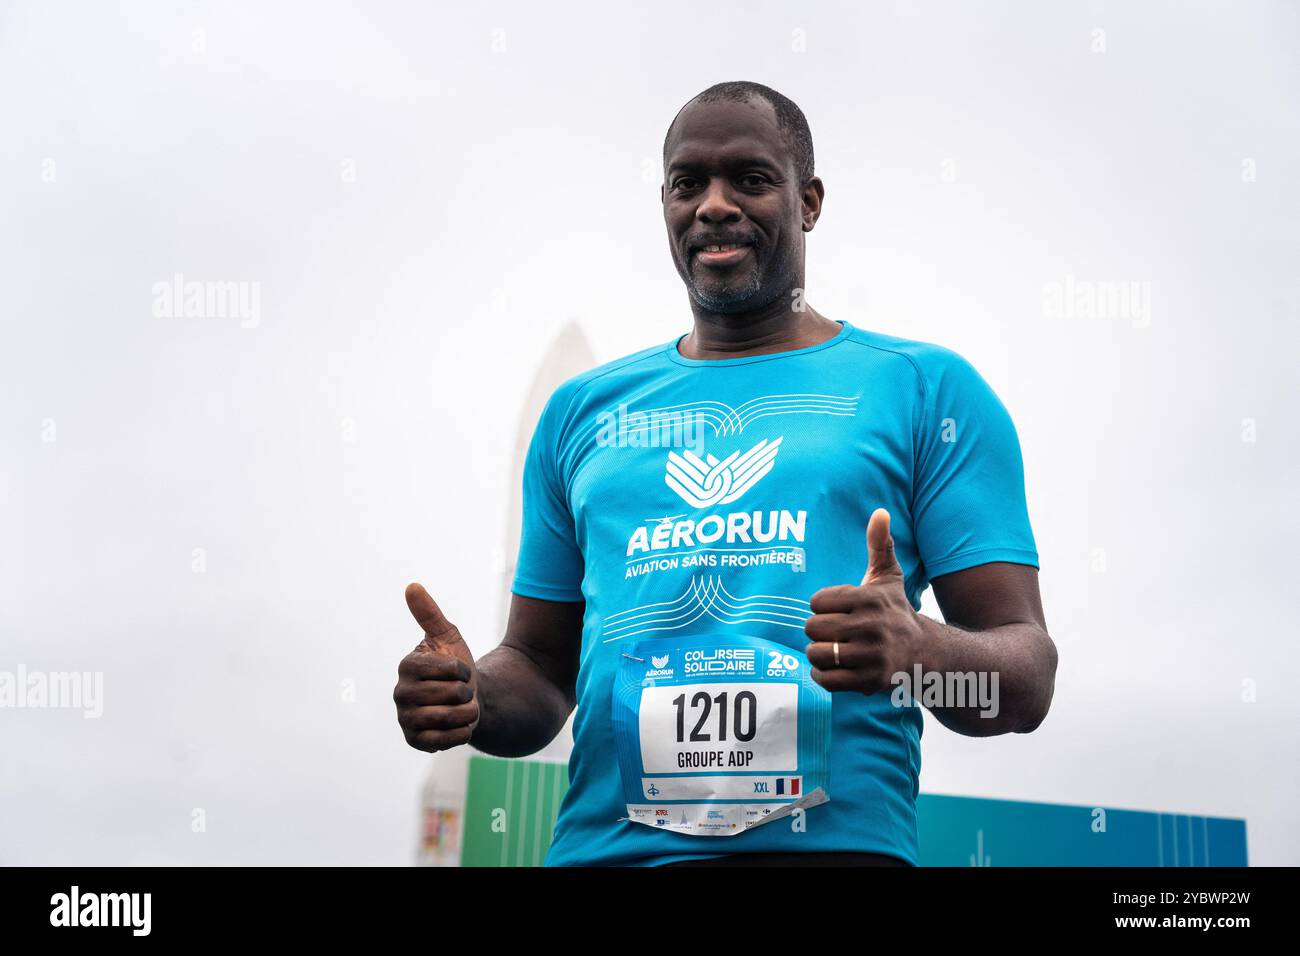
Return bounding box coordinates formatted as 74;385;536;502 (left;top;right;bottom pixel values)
677;300;842;360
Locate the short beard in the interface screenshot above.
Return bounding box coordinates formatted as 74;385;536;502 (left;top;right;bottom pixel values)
688;244;803;315
687;269;767;314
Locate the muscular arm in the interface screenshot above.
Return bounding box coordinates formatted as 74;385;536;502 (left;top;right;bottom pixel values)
468;594;584;757
920;562;1057;737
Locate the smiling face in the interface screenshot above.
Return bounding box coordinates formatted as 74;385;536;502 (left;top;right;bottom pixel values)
662;96;818;315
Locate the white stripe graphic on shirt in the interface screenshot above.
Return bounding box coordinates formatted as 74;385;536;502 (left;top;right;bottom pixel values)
601;575;811;643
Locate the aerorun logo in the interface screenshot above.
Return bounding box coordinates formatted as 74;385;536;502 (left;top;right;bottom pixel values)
666;437;782;507
644;654;674;680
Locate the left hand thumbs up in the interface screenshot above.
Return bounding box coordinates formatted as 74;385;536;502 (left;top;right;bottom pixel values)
806;508;923;693
862;507;904;586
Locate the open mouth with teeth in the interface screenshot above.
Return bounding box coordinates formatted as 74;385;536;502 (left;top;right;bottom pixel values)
693;242;753;266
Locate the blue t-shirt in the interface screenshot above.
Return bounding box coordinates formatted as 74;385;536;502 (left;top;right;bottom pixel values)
511;319;1039;866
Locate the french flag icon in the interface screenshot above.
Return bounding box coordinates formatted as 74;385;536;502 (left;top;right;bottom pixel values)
775;777;801;796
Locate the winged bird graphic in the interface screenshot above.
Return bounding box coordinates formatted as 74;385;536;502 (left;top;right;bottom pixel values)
665;437;783;508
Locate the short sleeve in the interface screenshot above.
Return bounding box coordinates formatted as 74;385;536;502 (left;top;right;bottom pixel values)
911;350;1039;582
510;388;585;602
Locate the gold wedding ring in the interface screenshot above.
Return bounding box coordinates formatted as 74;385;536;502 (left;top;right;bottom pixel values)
833;641;841;667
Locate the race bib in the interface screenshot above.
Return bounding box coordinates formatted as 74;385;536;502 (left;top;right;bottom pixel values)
611;634;832;836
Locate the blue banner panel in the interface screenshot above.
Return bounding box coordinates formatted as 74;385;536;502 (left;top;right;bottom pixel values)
917;793;1248;866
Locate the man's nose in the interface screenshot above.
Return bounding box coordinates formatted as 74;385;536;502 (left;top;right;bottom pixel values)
696;178;742;223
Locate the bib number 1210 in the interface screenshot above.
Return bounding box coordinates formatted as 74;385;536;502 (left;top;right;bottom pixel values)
673;690;757;743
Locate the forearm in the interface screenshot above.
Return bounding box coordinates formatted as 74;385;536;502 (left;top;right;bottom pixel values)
912;614;1057;737
469;644;574;757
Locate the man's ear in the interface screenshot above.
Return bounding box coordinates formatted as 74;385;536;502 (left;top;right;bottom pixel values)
802;176;825;231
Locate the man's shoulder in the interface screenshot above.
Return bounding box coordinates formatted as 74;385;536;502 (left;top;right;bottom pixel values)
843;323;972;375
843;324;995;408
845;326;1016;438
540;338;673;424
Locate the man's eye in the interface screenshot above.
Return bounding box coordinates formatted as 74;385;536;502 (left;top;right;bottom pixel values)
739;174;768;187
673;178;698;190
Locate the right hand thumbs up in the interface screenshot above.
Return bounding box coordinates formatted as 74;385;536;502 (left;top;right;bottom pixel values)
394;583;481;753
405;583;476;669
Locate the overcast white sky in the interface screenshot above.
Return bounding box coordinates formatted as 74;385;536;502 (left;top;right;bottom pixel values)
1;0;1296;865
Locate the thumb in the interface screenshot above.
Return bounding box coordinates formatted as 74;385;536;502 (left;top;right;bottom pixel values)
404;583;474;666
862;508;903;585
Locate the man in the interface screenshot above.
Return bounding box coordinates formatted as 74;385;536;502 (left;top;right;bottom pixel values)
394;81;1057;867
